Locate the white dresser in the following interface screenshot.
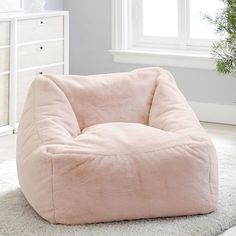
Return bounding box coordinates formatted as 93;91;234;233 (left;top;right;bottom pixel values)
0;11;69;136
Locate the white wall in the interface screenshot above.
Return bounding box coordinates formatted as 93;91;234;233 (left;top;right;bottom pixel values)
64;0;236;106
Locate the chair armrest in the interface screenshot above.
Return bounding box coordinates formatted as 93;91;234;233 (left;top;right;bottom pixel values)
149;69;205;134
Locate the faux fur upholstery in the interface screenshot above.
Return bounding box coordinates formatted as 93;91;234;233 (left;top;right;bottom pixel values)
16;67;218;225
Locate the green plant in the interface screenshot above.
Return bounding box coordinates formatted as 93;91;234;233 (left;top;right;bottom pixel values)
204;0;236;75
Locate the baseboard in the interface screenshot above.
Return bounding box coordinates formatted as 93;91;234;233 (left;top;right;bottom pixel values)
0;126;14;137
189;101;236;125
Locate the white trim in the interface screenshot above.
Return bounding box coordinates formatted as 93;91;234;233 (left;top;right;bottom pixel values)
0;126;14;136
9;18;17;129
0;45;10;49
63;11;69;74
112;0;127;50
0;11;68;20
14;123;19;133
0;17;12;21
110;50;215;69
189;102;236;125
17;62;64;72
18;38;64;46
178;0;187;46
0;71;10;76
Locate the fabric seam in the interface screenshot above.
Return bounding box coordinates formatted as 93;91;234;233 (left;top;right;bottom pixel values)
48;140;210;157
43;75;80;136
147;71;160;125
33;78;56;223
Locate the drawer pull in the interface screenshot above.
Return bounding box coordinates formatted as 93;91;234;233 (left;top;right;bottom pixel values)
39;46;44;50
39;72;43;75
39;20;44;25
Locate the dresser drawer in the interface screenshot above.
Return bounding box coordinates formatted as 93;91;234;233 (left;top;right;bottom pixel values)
18;16;64;43
17;65;64;121
18;40;64;69
0;21;10;46
0;48;10;73
0;74;9;126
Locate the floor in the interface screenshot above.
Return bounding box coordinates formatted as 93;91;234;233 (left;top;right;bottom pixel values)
0;122;235;236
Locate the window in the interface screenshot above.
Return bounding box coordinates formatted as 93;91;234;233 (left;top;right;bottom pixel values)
134;0;223;49
142;0;178;38
189;0;222;40
111;0;224;69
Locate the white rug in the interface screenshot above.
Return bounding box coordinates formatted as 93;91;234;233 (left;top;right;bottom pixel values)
0;143;236;236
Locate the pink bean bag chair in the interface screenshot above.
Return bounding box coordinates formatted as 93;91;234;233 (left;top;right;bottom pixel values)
16;67;218;225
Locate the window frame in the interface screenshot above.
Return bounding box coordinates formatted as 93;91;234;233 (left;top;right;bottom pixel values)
133;0;216;51
111;0;216;69
133;0;184;49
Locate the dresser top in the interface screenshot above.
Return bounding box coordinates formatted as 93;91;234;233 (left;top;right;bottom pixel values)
0;10;68;20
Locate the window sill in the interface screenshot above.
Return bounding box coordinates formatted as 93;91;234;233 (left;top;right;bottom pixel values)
110;49;216;70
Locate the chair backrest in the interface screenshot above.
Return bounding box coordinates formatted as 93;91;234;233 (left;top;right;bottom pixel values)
45;69;158;130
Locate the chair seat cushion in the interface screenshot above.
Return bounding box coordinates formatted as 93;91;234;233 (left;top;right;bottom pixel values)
66;122;181;155
44;122;217;224
16;67;218;225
